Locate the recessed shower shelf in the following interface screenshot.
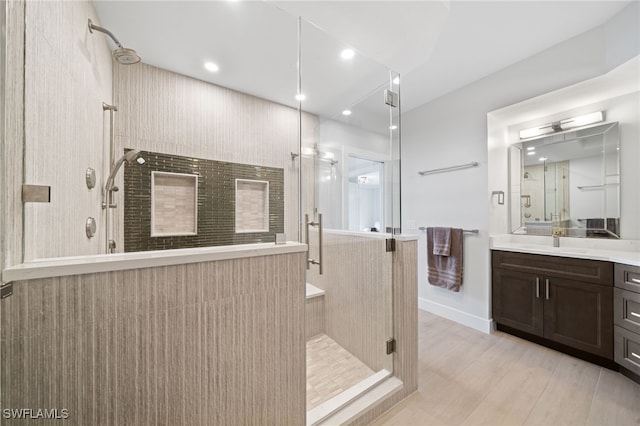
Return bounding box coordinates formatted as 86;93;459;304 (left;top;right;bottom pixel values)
235;179;269;233
151;171;198;237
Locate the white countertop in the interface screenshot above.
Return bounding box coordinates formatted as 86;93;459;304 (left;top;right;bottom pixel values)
490;234;640;266
2;241;308;282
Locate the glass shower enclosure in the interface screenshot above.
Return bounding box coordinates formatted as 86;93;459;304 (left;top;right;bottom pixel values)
298;18;401;419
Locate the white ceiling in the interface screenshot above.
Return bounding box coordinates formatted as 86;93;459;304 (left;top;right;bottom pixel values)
94;0;632;134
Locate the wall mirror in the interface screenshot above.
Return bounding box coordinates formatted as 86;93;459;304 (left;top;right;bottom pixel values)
509;121;620;238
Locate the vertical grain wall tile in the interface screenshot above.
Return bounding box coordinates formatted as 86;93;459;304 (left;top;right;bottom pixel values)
154;303;169;426
166;307;186;425
2;0;25;270
115;312;139;425
1;251;307;425
77;324;96;426
94;271;116;323
21;0;112;260
95;319;116;425
134;267;156;316
307;232;391;372
183;303;202;426
136;311;154;426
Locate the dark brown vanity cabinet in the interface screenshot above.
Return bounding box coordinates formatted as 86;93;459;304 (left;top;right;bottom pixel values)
614;263;640;377
492;251;614;360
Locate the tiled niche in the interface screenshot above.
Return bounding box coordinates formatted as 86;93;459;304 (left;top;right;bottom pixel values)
124;150;284;252
151;171;198;237
235;179;269;233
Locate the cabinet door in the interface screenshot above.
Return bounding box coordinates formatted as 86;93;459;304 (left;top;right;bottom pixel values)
544;277;613;359
493;269;543;336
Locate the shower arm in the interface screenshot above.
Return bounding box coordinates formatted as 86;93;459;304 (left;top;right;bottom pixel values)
88;19;123;49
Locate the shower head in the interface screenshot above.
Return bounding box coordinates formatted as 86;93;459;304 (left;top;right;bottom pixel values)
123;149;145;164
88;19;141;65
113;48;141;65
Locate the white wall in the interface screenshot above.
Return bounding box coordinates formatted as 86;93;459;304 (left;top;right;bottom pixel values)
403;3;639;332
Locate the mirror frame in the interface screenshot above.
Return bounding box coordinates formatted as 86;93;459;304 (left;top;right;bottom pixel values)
509;121;620;239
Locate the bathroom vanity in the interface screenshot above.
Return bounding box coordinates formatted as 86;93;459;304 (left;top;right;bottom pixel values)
492;250;613;360
490;236;640;383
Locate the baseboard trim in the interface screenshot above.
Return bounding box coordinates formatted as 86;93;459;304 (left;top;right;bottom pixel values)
418;297;492;334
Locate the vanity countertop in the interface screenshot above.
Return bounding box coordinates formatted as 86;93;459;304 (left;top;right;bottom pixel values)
490;234;640;267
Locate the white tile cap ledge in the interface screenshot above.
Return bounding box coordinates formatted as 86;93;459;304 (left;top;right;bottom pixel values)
490;234;640;267
2;242;307;282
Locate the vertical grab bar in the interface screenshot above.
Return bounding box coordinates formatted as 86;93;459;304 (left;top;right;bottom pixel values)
305;213;324;275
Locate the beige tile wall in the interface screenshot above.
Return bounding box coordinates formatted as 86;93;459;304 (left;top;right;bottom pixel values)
21;0;113;261
307;231;394;372
306;296;326;339
347;239;419;425
113;63;318;250
0;252;306;425
1;0;25;270
8;0;318;262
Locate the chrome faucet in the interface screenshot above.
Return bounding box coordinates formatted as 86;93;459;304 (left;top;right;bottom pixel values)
553;235;560;248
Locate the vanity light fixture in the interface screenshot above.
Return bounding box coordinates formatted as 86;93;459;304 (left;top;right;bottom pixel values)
559;111;604;130
519;111;604;139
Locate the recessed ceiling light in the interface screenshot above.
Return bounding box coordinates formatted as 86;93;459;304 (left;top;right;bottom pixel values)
342;110;352;116
527;147;535;151
341;49;355;60
389;125;398;130
295;93;306;101
204;62;219;72
539;157;548;162
527;151;536;156
393;76;400;85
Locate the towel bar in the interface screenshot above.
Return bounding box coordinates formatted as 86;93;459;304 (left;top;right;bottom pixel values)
418;227;478;234
418;162;478;176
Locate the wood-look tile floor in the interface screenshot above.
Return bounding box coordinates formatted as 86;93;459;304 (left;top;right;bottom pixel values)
307;333;375;410
372;310;640;426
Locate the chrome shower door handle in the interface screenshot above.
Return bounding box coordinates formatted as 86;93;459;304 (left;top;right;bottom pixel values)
318;213;323;275
305;213;324;275
305;213;311;270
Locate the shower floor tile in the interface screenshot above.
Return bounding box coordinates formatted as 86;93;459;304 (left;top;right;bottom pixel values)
306;333;375;410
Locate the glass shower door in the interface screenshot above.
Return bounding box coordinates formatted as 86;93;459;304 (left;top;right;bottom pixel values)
298;18;401;416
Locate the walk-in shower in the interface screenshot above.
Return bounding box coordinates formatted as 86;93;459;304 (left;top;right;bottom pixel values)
88;18;141;64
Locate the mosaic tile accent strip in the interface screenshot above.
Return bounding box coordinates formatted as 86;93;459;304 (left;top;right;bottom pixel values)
152;172;198;236
124;150;284;252
235;179;269;233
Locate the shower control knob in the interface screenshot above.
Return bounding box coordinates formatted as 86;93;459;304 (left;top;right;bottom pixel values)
86;217;97;238
86;168;96;189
